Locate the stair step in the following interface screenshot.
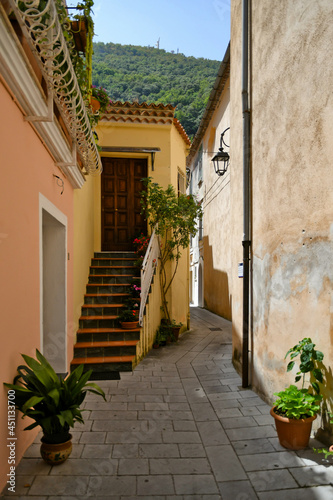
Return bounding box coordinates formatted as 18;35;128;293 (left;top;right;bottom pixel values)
77;327;140;342
71;355;135;377
90;266;138;275
81;304;124;315
73;339;138;358
75;340;138;348
94;252;136;259
88;275;138;285
71;355;135;364
84;293;130;304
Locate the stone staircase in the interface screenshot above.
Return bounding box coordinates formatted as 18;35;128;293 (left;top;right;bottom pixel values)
70;252;141;380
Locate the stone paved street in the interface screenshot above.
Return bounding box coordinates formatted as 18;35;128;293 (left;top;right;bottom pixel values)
2;308;333;499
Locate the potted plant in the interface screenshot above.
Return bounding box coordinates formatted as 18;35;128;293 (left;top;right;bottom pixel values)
118;306;139;329
90;85;110;113
270;338;324;450
3;349;106;465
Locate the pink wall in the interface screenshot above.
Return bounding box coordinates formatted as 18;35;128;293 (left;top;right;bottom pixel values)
0;82;74;491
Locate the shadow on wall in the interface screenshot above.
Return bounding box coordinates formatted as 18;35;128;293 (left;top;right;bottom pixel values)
203;235;232;321
316;363;333;446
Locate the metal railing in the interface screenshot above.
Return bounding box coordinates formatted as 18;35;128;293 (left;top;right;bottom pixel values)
139;228;159;326
10;0;102;175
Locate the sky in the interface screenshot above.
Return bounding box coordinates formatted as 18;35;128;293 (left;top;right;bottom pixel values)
85;0;230;61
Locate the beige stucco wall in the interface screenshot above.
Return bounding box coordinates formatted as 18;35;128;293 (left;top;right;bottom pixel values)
231;0;333;423
0;82;74;489
202;83;232;320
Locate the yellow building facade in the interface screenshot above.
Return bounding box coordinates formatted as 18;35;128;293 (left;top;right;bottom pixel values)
73;101;191;363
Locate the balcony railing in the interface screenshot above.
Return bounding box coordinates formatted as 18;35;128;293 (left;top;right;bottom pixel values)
9;0;102;175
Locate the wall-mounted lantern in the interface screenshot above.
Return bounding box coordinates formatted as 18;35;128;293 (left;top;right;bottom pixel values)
211;127;230;176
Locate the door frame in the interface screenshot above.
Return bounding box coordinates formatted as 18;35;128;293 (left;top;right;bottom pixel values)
39;193;67;374
101;156;148;251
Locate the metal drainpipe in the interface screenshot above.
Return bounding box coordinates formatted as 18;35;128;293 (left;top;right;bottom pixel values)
242;0;251;388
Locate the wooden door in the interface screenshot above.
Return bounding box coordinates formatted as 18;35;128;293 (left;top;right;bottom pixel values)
101;157;147;251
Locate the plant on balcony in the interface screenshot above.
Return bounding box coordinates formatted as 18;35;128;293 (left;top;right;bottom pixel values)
141;177;202;325
270;338;324;450
3;349;105;464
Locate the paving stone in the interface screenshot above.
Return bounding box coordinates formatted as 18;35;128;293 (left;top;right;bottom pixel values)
136;395;165;403
138;410;193;421
254;414;276;426
87;476;136;496
190;403;218;421
150;457;211;475
137;475;175;496
218;480;257;500
92;419;148;432
29;476;89;496
106;430;163;444
162;430;201;444
196;420;229;446
118;458;149;475
173;420;197;431
206;445;247;481
214;407;243;418
81;444;112;458
249;469;298;491
139;443;180;458
1;475;35;496
178;443;207;458
239;406;262;416
49;458;118;476
174;474;219;494
233;438;276;455
90;410;138;420
144;402;170;411
220;416;257;429
239;451;305;471
79;432;106;443
112;444;139;458
127;402;145;410
289;465;333;486
225;425;277;441
15;458;51;475
163;395;188;403
257;485;333;500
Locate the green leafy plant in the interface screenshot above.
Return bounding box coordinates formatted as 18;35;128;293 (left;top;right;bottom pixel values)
272;338;324;420
117;307;139;323
141;178;202;323
274;385;322;419
314;412;333;458
3;350;106;442
285;337;324;394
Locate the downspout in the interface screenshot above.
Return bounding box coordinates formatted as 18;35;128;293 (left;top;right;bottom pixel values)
242;0;251;387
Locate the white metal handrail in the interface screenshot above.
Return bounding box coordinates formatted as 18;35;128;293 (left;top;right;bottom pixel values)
10;0;102;175
139;228;159;326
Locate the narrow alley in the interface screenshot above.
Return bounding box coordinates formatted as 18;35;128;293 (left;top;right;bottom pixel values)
2;308;333;500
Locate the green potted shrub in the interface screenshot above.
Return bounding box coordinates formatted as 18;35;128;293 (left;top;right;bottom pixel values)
270;338;324;450
3;349;106;465
117;306;139;329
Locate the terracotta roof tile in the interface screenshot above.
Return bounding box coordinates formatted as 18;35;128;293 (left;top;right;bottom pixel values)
173;117;191;146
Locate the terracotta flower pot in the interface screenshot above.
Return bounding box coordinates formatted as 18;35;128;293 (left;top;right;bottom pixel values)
121;321;138;330
270;407;316;450
40;434;72;465
90;96;100;113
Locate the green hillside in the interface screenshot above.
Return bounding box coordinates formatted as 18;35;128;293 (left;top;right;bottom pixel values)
92;42;220;138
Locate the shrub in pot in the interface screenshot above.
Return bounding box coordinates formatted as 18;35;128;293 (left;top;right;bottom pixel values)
4;349;106;464
117;306;139;329
270;338;324;450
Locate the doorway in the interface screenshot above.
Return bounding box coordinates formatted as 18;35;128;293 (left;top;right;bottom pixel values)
101;157;147;251
40;195;67;373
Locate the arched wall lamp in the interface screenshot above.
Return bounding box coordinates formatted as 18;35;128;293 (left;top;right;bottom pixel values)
211;127;230;176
